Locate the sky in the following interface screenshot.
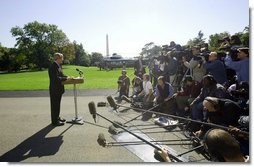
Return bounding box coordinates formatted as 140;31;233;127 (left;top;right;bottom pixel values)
0;0;249;58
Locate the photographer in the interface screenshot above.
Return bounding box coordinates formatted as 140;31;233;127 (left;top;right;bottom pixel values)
166;51;177;84
224;47;249;83
182;45;206;82
117;70;130;103
134;55;146;78
204;52;228;85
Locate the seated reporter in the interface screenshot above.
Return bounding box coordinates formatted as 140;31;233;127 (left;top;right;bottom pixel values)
154;76;174;103
131;76;143;97
154;76;175;114
189;75;228;122
195;96;242;138
137;73;154;108
174;75;202;116
203;129;249;162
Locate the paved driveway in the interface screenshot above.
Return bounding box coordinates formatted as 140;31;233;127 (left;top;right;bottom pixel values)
0;90;208;163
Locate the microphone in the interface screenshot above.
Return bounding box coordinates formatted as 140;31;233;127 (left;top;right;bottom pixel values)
76;68;83;77
88;101;96;123
97;133;107;147
97;102;107;107
107;95;118;111
108;125;120;135
76;68;83;73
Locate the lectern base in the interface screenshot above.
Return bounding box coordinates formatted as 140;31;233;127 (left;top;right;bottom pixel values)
67;117;84;125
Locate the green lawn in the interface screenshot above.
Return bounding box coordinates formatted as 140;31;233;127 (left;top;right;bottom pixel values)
0;66;135;90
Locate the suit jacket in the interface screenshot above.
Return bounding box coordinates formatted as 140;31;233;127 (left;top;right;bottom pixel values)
48;62;67;95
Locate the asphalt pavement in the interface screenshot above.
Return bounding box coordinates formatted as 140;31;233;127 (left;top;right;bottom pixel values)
0;89;208;163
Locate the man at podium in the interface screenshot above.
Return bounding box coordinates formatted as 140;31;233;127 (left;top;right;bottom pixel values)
48;53;72;126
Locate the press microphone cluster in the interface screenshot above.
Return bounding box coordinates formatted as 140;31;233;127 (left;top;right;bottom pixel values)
88;100;184;162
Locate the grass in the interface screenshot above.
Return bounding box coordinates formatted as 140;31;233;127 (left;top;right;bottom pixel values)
0;65;135;90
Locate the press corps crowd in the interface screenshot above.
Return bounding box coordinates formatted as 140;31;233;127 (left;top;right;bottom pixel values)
116;36;249;162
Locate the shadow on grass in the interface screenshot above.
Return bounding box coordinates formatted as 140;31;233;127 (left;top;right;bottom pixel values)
0;124;73;162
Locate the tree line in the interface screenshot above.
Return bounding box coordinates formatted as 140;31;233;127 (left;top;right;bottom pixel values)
0;21;249;72
0;21;103;72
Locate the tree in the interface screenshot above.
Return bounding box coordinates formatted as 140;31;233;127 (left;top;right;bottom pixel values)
11;21;71;70
73;42;90;66
90;52;103;66
187;30;206;47
208;32;230;51
239;26;249;47
140;42;162;58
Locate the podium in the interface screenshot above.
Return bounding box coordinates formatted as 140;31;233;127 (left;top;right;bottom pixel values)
62;77;84;125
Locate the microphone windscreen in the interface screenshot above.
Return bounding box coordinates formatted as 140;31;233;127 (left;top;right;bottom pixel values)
88;101;96;115
108;125;119;135
97;133;106;147
97;102;107;107
107;95;117;110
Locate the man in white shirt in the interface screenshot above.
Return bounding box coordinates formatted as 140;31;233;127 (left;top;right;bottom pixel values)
138;73;153;103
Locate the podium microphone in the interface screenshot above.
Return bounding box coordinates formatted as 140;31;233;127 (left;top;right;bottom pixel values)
107;95;118;111
76;68;83;77
88;101;97;123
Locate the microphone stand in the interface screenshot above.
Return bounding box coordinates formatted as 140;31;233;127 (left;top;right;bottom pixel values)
123;101;162;125
114;103;249;137
94;112;185;162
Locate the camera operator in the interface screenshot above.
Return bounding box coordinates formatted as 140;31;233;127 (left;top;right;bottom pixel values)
204;52;228;85
166;51;177;85
157;54;169;83
182;45;206;82
219;35;242;86
224;47;249;83
134;55;146;78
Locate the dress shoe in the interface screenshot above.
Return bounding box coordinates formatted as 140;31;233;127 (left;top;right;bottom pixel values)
58;117;66;122
52;121;65;126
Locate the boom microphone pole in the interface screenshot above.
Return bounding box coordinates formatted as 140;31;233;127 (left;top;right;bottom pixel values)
123;100;164;125
106;96;249;137
107;95;168;125
88;101;184;162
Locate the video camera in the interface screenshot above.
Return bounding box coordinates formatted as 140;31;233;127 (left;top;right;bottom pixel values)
218;36;240;61
218;36;230;44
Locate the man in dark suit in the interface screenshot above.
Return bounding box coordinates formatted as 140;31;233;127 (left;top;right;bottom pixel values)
48;53;71;126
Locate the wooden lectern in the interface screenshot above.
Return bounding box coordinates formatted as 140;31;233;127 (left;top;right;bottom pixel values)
62;77;84;125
